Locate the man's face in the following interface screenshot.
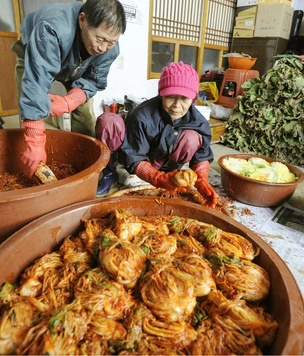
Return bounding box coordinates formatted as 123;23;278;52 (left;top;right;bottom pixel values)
161;95;193;120
79;13;120;56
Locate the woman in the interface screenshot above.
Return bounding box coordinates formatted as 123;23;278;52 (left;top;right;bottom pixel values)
97;61;217;208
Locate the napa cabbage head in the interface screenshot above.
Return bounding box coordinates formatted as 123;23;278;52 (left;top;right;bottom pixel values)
248;157;270;168
222;158;255;176
222;156;297;183
271;162;297;183
249;167;278;182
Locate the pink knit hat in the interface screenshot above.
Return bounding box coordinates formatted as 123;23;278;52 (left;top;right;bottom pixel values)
158;61;199;99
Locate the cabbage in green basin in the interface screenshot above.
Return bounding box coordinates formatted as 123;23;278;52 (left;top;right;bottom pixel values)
222;157;297;183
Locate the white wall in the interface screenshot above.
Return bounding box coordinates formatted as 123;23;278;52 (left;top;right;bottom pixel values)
0;0;16;32
93;1;158;117
291;0;302;9
291;0;304;35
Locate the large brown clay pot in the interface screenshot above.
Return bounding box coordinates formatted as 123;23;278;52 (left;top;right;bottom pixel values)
0;129;110;243
218;153;304;207
0;197;303;355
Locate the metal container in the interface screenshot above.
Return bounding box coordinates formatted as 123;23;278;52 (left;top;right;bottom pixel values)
0;129;110;243
0;197;303;355
218;153;304;207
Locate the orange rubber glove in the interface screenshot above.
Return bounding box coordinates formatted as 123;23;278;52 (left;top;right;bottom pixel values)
192;161;218;209
49;87;86;117
21;119;47;178
135;161;181;191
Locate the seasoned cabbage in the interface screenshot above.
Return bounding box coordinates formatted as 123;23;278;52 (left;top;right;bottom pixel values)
203;290;278;349
0;211;278;355
173;253;216;297
206;249;270;301
0;299;35;355
140;260;196;322
99;240;146;289
187;318;261;355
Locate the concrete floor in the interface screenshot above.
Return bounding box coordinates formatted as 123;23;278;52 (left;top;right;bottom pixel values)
2;115;304;210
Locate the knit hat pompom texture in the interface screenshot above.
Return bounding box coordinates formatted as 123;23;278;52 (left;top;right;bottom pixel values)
158;61;199;99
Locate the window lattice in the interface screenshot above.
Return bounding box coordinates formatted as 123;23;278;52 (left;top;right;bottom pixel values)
152;0;236;48
205;0;236;48
152;0;203;42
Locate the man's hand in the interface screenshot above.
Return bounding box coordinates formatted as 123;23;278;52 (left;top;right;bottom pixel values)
48;93;69;117
21;119;47;178
49;87;86;117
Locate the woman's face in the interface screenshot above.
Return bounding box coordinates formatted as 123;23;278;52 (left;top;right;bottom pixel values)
79;12;120;56
161;95;193;120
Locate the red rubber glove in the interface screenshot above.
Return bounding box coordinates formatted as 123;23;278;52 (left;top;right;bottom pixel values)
192;161;218;209
135;161;181;191
49;87;86;117
21;119;47;178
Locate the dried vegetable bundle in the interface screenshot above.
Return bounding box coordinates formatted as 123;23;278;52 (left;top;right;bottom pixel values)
221;56;304;166
0;210;278;355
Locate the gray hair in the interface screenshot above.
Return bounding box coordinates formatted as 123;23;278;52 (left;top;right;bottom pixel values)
82;0;126;34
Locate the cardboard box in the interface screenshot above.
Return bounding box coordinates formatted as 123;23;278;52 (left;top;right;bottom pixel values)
258;0;291;5
254;4;294;39
238;6;258;17
237;0;257;7
235;15;256;27
233;27;255;38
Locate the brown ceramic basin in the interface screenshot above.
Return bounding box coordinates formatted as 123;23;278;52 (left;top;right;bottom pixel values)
218;153;304;207
0;197;303;355
0;129;110;243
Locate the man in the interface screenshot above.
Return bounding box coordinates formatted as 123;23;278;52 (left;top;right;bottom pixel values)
12;0;126;178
